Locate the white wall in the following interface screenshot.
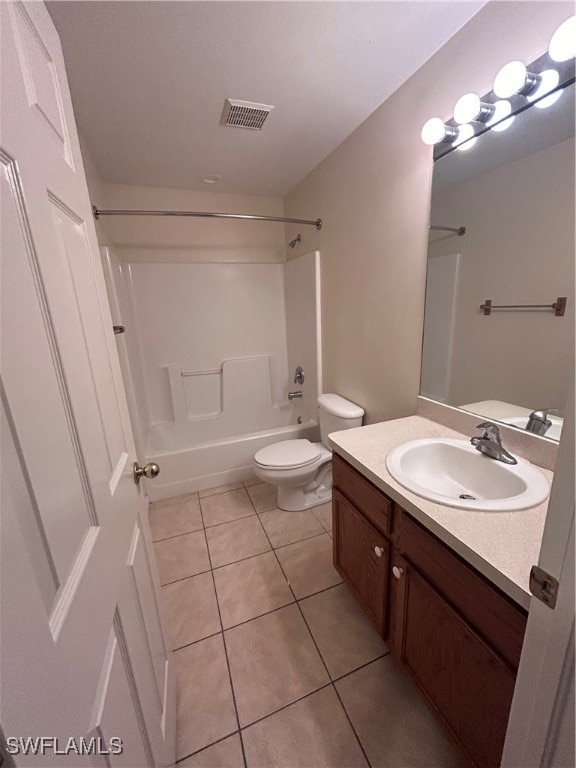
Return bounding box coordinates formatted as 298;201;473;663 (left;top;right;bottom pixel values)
284;251;322;423
429;137;575;412
100;183;286;264
125;263;289;431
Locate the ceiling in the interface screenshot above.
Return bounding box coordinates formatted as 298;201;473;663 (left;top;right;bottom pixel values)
48;1;487;197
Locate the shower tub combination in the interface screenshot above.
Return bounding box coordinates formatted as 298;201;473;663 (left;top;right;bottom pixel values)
146;410;318;501
114;252;323;502
144;353;319;500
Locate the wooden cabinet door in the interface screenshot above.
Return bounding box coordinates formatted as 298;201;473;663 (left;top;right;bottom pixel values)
333;490;389;635
392;558;516;768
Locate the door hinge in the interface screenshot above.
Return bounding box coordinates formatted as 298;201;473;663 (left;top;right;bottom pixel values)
529;565;559;608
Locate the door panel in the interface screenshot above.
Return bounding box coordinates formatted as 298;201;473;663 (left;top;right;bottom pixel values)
1;154;94;585
92;626;150;768
9;2;73;165
1;3;174;765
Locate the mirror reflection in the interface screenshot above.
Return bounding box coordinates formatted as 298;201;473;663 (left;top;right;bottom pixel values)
421;83;575;441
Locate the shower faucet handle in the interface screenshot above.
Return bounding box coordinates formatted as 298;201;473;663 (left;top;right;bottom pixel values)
293;366;305;385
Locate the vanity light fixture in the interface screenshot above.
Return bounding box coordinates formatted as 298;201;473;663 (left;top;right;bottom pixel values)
453;93;495;124
421;14;574;153
493;61;543;98
453;124;477;151
548;15;576;62
421;118;458;145
534;88;564;109
527;69;560;101
486;100;515;132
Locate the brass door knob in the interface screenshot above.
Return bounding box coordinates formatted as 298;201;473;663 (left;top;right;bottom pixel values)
133;461;160;485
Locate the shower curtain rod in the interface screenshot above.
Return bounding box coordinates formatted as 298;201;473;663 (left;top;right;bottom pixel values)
92;205;322;230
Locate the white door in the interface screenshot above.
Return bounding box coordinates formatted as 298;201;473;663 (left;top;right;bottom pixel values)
502;384;575;766
0;2;175;765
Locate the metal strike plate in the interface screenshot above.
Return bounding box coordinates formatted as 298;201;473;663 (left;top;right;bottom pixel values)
529;565;559;609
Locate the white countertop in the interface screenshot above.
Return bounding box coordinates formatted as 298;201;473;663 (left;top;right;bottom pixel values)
329;415;553;610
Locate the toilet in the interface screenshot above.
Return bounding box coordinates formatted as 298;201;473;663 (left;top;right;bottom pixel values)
253;394;364;511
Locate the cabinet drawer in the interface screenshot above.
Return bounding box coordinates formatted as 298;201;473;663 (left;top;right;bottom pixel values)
332;453;392;537
396;511;527;670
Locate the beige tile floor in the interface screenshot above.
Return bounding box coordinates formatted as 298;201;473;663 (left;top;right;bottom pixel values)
151;480;463;767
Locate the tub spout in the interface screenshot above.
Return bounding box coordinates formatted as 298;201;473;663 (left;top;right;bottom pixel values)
288;391;303;400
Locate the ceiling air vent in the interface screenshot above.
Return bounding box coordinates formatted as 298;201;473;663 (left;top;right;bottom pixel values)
221;99;274;130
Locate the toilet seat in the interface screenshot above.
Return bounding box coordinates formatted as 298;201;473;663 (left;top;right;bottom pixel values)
254;439;322;470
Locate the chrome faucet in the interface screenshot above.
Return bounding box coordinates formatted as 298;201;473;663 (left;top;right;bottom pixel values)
288;391;303;400
526;409;557;436
470;422;517;465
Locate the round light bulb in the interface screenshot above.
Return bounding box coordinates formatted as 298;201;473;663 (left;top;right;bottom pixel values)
421;117;447;145
453;93;482;124
453;124;477;151
486;99;512;128
527;69;560;102
492;114;515;133
549;16;576;62
534;89;563;109
493;61;527;98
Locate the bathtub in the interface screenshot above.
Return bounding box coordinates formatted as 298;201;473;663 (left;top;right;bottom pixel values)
145;415;320;501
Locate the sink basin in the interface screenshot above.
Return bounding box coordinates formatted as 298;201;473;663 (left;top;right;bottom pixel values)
499;415;563;441
386;438;549;511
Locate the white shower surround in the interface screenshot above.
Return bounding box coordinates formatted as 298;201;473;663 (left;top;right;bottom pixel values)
107;252;322;500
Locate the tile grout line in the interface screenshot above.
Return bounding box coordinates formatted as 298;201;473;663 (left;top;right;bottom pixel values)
292;595;373;768
331;683;373;768
239;680;334;731
202;521;249;768
162;485;377;766
152;526;204;544
256;520;329;550
204;511;256;530
238;649;388;735
171;629;223;654
246;490;373;768
177;576;368;644
160;567;213;588
176;651;393;759
174;730;240;764
160;535;338;587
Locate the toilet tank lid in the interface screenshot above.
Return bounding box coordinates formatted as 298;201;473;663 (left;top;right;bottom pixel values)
317;394;364;419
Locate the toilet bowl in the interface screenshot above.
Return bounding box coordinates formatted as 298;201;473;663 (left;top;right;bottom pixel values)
253;394;364;511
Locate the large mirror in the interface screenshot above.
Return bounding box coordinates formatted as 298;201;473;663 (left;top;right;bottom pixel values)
421;82;575;442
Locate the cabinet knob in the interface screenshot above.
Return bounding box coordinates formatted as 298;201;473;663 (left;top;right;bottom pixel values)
392;566;404;579
374;546;384;558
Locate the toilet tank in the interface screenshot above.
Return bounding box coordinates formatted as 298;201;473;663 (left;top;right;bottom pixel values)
318;394;364;447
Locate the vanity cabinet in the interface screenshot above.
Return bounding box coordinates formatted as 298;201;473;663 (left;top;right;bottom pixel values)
332;452;528;768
